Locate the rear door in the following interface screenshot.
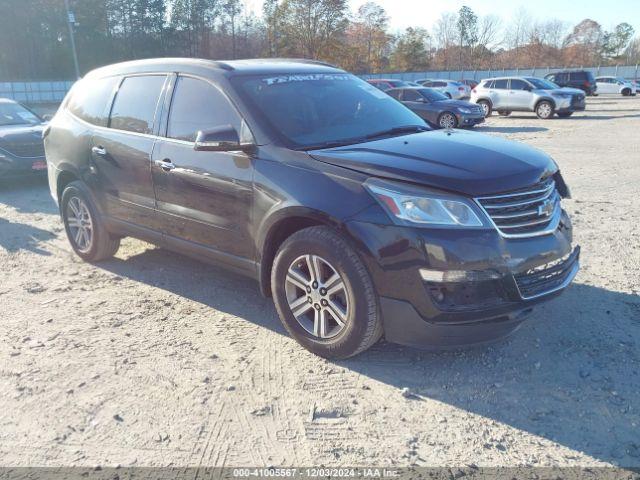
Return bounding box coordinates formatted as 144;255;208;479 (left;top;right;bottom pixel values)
90;74;168;229
151;74;255;265
491;79;509;108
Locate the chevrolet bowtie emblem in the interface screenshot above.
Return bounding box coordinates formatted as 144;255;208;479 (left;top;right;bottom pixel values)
538;199;555;217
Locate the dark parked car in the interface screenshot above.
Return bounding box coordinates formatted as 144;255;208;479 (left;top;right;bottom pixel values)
545;70;597;96
0;98;48;181
387;87;485;128
44;58;579;358
366;78;413;91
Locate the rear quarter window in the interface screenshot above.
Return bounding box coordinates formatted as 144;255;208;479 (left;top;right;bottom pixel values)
67;76;119;127
109;75;166;135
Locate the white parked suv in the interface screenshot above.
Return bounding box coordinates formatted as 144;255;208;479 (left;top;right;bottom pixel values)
419;79;470;99
595;76;636;96
470;76;586;119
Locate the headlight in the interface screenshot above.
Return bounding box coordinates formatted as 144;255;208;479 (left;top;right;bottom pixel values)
458;107;472;114
364;178;486;228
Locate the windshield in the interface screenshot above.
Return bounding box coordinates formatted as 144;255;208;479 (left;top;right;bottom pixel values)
418;88;449;102
526;77;559;90
232;73;427;149
0;102;41;127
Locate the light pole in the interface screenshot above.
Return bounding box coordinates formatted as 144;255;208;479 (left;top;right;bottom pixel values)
63;0;80;79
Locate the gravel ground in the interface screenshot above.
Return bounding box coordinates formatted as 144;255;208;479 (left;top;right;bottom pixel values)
1;96;639;469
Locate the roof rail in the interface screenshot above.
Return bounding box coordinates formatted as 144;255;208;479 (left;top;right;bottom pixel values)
268;58;338;68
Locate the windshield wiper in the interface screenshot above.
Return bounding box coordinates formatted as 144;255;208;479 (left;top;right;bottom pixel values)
301;137;368;151
364;125;429;141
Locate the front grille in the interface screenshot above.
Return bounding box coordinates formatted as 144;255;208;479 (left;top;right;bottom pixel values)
0;141;45;158
514;247;580;299
475;178;561;238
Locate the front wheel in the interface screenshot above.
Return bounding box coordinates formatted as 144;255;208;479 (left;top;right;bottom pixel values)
61;181;120;262
271;226;383;358
477;100;492;117
622;88;631;97
438;112;458;129
535;100;554;119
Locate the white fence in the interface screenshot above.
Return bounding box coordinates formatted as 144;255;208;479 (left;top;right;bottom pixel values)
362;65;640;81
2;65;639;104
0;80;75;104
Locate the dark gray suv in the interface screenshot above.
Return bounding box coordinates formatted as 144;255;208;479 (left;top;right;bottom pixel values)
44;58;579;358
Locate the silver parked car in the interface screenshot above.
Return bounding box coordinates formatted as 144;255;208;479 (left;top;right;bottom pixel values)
470;77;586;119
419;79;470;100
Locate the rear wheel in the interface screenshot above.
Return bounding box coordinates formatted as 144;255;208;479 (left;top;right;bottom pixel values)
622;88;631;97
437;112;458;129
477;100;492;117
271;226;382;358
61;181;120;262
535;100;554;119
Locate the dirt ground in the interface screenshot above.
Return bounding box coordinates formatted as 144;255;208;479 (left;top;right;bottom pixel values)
1;95;639;469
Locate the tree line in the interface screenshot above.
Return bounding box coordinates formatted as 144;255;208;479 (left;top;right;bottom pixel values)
0;0;638;81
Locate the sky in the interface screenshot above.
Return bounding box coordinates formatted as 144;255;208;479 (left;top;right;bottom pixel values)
245;0;640;35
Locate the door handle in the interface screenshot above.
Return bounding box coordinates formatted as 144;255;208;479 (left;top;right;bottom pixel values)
91;146;107;156
154;158;176;171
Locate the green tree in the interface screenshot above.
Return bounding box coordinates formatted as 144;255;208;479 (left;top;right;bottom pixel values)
390;27;431;72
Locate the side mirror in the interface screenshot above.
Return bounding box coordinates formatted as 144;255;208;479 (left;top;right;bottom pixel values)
194;125;254;152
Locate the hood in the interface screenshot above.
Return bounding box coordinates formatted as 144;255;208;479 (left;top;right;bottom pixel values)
308;129;557;196
432;99;478;109
546;87;584;95
0;124;45;157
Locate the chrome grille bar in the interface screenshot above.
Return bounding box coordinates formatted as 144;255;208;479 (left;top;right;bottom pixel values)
475;179;562;238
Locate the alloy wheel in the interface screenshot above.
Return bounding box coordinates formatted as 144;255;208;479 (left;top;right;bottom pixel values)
537;102;552;119
439;113;456;129
480;102;490;117
284;254;349;339
66;196;93;253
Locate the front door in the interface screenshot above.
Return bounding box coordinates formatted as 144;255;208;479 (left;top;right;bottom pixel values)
152;75;255;265
508;79;533;110
91;74;167;229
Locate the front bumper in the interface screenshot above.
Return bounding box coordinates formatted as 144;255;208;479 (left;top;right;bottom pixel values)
458;113;485;126
0;151;47;180
346;210;578;348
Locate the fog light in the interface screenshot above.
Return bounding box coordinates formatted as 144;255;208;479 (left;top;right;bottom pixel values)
419;268;503;283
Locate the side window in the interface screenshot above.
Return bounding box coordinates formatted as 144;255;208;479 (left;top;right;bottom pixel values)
493;79;508;89
167;76;244;143
109;75;166;134
402;89;421;101
483;80;494;88
510;79;529;90
434;81;446;87
387;90;401;100
423;82;434;87
67;76;119;126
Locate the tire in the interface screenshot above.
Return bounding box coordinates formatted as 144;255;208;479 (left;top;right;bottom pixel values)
622;88;631;97
437;112;458;129
271;226;383;359
557;112;573;118
498;110;512;116
61;181;120;262
477;100;492;117
535;100;554;119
